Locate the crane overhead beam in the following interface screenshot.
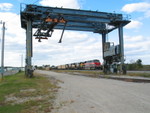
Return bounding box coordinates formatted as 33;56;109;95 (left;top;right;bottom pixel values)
21;4;130;34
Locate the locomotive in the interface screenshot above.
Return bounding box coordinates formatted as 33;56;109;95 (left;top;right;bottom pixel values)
56;59;102;70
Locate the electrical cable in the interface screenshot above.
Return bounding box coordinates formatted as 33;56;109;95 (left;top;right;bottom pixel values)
32;0;40;4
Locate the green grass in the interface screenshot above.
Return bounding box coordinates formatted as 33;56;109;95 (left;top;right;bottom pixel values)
127;73;150;78
52;70;150;78
0;104;24;113
0;72;36;101
52;70;103;78
0;72;58;113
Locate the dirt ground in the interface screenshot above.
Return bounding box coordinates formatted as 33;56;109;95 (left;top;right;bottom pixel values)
36;70;150;113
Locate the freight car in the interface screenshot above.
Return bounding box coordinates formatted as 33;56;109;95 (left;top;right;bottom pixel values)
56;59;102;70
57;65;66;69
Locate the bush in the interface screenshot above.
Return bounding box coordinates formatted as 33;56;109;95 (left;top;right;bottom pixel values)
127;59;143;70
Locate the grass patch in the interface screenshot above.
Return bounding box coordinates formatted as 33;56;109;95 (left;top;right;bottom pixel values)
0;71;59;113
127;72;150;78
0;104;24;113
52;70;103;78
52;70;150;78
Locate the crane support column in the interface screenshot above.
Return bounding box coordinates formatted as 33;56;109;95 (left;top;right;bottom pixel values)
118;23;126;74
102;32;107;73
25;19;33;77
102;33;106;59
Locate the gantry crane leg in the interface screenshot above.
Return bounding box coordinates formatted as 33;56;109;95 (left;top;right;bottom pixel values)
118;24;126;74
102;24;126;74
25;19;33;77
102;32;109;74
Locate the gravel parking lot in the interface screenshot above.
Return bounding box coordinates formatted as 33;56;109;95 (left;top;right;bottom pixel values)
36;70;150;113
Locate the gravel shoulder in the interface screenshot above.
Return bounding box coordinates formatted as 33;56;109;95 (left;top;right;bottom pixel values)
36;70;150;113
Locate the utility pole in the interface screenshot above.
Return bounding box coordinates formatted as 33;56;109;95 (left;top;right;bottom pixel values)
1;21;5;79
21;54;23;67
21;54;23;69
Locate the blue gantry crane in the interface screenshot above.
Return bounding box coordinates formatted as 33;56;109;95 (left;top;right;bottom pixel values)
20;4;130;77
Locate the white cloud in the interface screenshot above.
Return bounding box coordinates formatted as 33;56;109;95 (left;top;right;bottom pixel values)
0;3;13;11
122;2;150;19
0;12;26;66
125;20;142;29
124;35;150;50
0;12;26;45
124;35;143;42
39;0;80;9
32;30;103;66
145;10;150;17
124;35;150;64
4;52;24;67
122;3;150;64
122;2;150;13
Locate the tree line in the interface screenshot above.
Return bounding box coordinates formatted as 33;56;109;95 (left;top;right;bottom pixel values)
126;59;150;71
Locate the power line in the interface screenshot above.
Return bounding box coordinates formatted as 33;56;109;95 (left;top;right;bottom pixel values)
33;0;40;4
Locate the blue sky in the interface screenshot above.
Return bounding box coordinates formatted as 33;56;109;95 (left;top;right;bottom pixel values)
0;0;150;66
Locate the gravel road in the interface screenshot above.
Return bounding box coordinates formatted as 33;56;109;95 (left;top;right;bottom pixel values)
36;70;150;113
